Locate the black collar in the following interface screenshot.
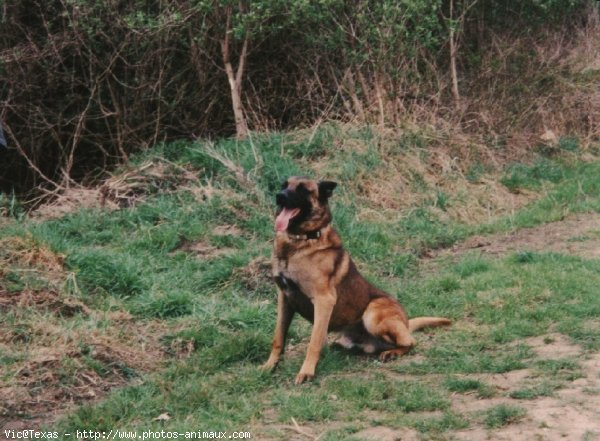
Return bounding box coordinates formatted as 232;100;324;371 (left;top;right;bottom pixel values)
287;229;322;240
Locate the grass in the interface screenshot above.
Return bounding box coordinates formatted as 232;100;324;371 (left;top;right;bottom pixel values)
1;125;600;439
444;377;494;398
484;404;526;428
509;382;557;400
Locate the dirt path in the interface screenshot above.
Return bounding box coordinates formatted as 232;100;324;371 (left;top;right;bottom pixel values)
437;212;600;441
435;212;600;260
453;338;600;441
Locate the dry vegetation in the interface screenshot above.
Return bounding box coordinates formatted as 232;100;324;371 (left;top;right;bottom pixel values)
0;235;167;431
2;1;599;202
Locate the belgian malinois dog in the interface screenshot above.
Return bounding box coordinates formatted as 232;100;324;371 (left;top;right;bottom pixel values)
262;177;451;384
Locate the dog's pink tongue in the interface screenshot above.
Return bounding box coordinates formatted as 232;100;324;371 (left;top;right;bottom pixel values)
275;208;300;232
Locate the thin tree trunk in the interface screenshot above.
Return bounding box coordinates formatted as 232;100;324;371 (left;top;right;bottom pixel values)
330;67;354;118
374;73;385;128
449;0;460;107
220;6;249;139
345;68;366;121
223;57;248;139
356;68;372;110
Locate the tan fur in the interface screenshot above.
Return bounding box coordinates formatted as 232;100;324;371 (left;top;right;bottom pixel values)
262;177;451;384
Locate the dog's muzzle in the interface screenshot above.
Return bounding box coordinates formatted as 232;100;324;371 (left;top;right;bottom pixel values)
276;191;288;207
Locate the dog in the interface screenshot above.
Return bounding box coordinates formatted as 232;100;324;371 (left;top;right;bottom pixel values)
262;177;451;384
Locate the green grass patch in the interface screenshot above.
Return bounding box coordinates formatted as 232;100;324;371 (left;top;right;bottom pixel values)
67;249;147;299
484;404;526;428
325;374;450;413
414;411;470;433
501;159;568;192
274;391;339;422
535;358;583;381
509;382;557;399
452;255;491;278
444;377;494;398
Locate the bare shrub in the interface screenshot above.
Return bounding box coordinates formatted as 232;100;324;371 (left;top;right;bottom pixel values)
0;0;597;200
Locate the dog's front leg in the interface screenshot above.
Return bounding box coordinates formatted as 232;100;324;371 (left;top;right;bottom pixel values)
262;288;294;371
295;293;335;385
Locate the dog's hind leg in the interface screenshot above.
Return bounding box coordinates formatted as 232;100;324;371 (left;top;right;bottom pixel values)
362;297;416;362
376;322;414;361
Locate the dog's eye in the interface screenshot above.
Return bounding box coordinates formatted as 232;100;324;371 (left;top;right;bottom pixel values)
281;181;288;190
296;183;308;194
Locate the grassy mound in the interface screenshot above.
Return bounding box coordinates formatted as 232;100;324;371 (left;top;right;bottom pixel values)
1;126;600;438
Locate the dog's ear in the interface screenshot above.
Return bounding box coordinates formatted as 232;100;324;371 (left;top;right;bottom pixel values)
318;180;338;202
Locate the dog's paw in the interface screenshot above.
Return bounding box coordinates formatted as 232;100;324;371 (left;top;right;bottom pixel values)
378;347;410;362
378;351;397;362
260;358;279;371
294;371;314;385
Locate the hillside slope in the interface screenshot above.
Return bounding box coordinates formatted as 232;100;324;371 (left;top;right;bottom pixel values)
1;127;600;439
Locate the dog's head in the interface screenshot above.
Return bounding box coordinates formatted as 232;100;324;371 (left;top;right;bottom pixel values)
275;177;337;234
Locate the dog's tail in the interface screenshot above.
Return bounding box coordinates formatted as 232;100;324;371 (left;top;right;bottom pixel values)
408;317;451;333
